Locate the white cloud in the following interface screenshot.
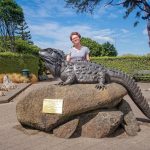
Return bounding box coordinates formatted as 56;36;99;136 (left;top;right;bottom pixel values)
21;0;75;18
30;22;118;53
94;36;114;42
108;13;118;19
93;5;109;19
143;28;147;35
121;29;129;34
91;29;115;43
93;5;123;20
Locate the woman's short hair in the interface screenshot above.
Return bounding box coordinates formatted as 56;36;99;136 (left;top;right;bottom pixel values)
70;32;81;41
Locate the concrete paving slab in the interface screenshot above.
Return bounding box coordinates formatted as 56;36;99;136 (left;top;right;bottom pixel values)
0;83;31;104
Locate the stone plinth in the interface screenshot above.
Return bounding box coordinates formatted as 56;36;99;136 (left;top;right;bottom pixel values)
16;83;127;132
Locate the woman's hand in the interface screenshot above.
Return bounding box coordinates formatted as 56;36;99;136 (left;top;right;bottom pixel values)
86;53;90;61
66;54;71;62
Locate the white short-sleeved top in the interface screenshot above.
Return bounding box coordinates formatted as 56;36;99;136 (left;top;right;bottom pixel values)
68;46;90;62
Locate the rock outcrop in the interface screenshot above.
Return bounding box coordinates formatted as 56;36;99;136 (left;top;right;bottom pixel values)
0;75;17;91
0;91;5;96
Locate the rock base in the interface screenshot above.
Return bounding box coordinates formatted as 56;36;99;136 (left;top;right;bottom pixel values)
16;83;140;138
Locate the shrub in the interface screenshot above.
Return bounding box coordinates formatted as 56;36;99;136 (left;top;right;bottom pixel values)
0;73;38;83
30;73;38;83
15;39;40;55
0;52;39;76
91;56;150;81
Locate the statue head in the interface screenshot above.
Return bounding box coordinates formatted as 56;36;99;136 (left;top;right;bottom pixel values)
39;48;65;77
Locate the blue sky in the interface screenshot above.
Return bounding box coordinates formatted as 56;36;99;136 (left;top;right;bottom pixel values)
16;0;149;55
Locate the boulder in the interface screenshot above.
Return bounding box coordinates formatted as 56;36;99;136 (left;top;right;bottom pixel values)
81;111;123;138
118;100;140;136
0;91;5;96
16;83;127;131
53;118;79;138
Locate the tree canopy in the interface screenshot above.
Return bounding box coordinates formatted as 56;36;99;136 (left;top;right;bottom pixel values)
102;42;118;56
0;0;34;53
65;0;150;20
0;0;24;51
16;18;33;45
80;37;117;56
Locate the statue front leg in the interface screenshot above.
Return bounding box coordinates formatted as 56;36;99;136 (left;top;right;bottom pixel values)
58;74;76;86
95;72;106;90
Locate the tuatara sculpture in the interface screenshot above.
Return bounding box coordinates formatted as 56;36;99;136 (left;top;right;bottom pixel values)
39;48;150;119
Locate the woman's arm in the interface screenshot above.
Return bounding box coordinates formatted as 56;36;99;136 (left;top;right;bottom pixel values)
66;54;71;62
86;53;90;61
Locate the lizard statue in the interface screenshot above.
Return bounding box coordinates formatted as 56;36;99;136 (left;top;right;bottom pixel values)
39;48;150;119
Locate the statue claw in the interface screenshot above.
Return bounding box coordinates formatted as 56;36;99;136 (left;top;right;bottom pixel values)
95;84;106;90
57;81;65;86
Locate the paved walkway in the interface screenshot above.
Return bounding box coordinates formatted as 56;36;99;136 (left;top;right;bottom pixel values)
0;81;150;150
0;83;31;104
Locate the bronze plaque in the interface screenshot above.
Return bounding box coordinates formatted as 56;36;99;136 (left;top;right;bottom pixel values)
42;99;63;114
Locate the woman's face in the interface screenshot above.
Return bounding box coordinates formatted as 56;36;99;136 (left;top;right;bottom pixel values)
71;35;80;45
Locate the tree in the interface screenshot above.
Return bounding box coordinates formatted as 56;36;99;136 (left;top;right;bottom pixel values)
80;37;103;56
65;0;150;46
65;0;150;19
16;18;33;44
0;0;24;51
102;42;117;56
80;37;117;56
15;39;39;55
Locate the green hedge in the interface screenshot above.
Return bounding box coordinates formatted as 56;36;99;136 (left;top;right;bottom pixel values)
91;56;150;81
1;53;150;80
0;52;39;76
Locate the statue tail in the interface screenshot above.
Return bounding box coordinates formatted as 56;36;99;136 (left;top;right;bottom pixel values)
107;69;150;119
